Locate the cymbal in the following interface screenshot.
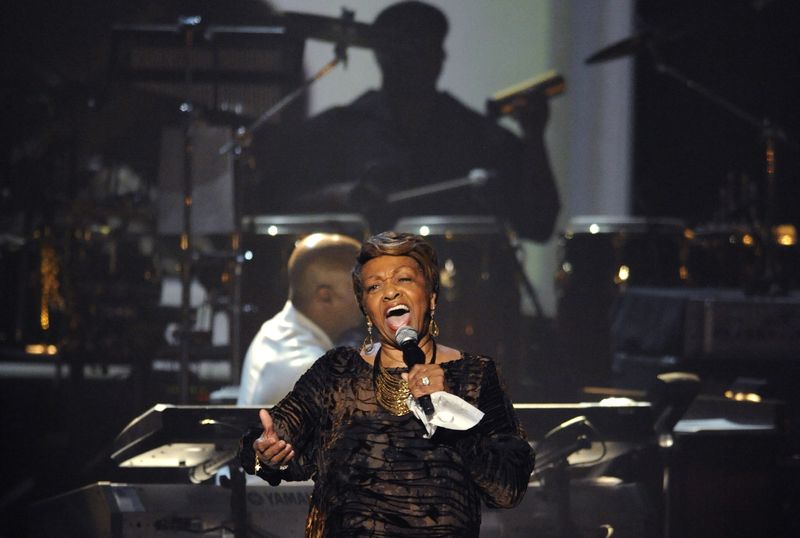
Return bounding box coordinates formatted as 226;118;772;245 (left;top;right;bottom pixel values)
281;11;386;50
112;11;387;50
585;31;652;64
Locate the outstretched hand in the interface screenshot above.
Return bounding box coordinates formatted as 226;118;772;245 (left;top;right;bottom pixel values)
253;408;294;470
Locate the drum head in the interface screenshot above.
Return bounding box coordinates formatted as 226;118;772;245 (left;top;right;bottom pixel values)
394;216;521;359
559;215;688;291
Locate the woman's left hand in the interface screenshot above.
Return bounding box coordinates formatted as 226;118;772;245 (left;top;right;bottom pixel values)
403;364;446;399
253;408;294;471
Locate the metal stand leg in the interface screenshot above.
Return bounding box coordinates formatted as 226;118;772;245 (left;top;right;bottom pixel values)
229;464;248;538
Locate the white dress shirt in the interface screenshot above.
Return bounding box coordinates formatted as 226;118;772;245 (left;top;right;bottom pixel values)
237;300;333;406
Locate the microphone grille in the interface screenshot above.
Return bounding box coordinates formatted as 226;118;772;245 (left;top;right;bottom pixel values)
395;326;418;345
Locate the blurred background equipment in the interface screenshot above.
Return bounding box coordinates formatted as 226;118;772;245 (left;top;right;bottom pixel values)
3;0;800;537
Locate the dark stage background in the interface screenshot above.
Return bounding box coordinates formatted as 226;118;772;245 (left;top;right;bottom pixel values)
2;0;800;536
633;0;799;228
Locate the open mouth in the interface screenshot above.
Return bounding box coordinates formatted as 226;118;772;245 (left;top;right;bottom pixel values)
385;304;411;332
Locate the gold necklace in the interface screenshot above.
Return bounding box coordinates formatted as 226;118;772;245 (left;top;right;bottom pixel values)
373;349;411;416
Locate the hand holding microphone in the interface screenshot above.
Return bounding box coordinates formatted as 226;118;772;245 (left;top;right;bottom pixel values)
396;326;443;418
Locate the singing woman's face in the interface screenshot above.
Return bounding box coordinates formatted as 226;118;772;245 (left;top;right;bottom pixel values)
360;255;436;348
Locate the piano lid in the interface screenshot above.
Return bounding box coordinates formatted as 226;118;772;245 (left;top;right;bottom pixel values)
111;402;656;468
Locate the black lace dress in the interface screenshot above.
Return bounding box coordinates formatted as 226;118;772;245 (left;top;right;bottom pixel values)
239;346;535;537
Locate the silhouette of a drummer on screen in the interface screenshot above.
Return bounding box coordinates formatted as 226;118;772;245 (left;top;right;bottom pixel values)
253;0;560;241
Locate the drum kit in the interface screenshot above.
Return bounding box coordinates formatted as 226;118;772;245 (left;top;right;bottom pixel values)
559;22;799;301
2;7;797;402
557;216;798;295
553;21;799;397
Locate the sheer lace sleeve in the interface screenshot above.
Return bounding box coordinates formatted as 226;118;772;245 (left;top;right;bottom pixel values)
239;347;345;484
442;356;535;508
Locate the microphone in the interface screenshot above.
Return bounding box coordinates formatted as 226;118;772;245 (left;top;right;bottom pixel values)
486;70;565;118
395;326;435;418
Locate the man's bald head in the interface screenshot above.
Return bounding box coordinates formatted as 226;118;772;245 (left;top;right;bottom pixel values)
288;233;361;310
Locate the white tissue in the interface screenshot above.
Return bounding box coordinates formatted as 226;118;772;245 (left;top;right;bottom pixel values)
407;392;484;438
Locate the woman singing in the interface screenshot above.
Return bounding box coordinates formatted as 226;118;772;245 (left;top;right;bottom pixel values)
239;231;534;536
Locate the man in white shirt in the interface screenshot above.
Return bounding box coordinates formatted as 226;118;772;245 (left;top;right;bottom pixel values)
237;233;363;405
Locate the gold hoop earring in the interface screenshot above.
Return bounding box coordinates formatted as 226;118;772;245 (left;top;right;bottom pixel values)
429;312;440;338
362;317;375;352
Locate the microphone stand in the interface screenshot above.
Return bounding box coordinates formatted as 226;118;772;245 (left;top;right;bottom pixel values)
532;416;595;538
218;9;356;385
210;29;355;538
501;224;545;320
178;15;203;405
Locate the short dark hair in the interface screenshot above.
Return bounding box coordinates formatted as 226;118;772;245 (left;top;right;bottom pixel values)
352;231;439;311
373;1;448;51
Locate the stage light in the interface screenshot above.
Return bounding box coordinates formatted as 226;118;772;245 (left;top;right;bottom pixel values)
774;224;796;246
25;344;58;356
724;390;762;403
616;264;630;283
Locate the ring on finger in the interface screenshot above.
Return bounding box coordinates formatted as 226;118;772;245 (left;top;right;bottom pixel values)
421;376;431;386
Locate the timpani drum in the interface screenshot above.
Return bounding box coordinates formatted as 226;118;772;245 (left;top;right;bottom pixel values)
239;214;370;345
685;223;799;290
685;223;758;288
557;216;688;295
393;216;521;359
555;216;688;387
